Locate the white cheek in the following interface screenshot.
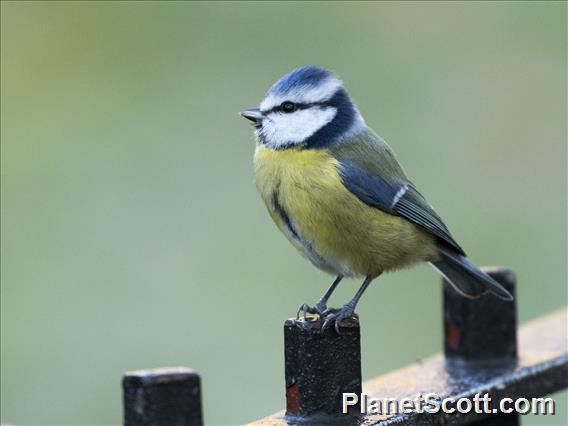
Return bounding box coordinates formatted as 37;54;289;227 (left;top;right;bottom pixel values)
260;107;337;148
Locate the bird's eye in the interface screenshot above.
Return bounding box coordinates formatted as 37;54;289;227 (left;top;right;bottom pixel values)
281;101;297;113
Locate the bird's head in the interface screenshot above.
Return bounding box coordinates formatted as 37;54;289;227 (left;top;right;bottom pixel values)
241;65;365;149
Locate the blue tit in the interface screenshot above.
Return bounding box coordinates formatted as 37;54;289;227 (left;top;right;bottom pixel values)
240;65;512;332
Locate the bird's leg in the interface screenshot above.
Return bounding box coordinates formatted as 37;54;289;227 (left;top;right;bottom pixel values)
297;275;343;319
313;275;343;314
323;275;377;333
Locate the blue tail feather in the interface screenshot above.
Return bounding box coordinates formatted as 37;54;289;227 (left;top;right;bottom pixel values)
431;244;513;301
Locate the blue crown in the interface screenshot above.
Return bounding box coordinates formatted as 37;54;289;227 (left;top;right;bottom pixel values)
267;65;334;96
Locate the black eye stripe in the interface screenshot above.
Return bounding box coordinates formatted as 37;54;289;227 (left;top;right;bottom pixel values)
261;101;328;115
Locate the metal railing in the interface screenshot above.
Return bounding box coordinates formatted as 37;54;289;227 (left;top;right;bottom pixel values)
121;267;568;425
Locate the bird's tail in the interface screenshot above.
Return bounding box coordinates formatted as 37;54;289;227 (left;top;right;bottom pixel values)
431;243;513;301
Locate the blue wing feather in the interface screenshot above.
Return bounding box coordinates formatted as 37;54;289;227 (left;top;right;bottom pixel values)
338;161;400;211
338;160;465;255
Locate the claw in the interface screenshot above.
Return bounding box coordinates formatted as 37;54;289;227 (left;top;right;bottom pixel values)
297;305;307;319
296;303;322;320
321;303;357;334
296;302;331;319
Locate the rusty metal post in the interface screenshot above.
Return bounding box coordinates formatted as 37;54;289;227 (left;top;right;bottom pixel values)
444;266;519;425
122;367;203;426
284;316;362;420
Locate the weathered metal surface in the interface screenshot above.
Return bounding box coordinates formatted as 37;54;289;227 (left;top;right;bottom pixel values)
284;316;362;420
248;308;567;425
122;366;203;426
444;267;517;362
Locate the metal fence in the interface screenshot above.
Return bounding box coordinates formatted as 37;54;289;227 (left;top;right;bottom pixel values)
121;267;568;425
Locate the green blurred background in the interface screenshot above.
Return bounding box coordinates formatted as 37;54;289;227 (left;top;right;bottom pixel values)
1;1;566;425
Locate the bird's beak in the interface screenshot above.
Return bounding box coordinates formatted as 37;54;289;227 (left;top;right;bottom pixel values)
240;108;264;127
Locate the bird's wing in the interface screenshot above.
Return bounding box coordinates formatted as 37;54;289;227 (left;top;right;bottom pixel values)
330;129;465;255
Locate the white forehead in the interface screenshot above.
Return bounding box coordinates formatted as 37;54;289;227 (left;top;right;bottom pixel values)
260;77;343;111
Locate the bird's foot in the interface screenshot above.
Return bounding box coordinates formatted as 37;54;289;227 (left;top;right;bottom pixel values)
296;302;334;320
320;307;340;316
322;302;358;334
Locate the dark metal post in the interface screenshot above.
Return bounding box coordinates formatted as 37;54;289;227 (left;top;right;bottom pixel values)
122;367;203;426
443;266;517;362
444;266;519;425
284;317;362;419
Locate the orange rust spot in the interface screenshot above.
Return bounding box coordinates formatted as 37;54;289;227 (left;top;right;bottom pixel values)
446;321;461;350
286;381;300;413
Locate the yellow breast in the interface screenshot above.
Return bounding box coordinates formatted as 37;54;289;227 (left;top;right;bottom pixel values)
253;144;437;277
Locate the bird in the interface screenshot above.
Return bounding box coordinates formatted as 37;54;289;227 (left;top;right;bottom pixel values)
240;65;513;333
